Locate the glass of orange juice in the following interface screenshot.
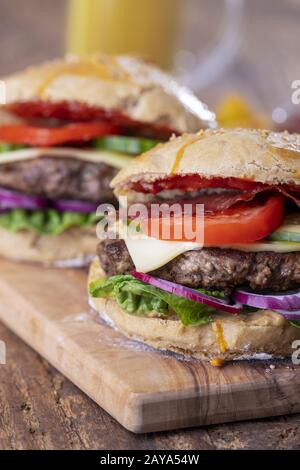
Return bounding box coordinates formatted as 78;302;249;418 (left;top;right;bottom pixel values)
66;0;180;70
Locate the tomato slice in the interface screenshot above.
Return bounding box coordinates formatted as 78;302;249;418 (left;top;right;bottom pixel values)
7;101;177;140
140;195;285;245
0;122;120;147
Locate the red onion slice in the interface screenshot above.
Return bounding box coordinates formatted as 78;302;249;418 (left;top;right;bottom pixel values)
132;271;243;314
274;310;300;321
0;187;47;210
0;187;99;214
233;288;300;311
54;200;99;214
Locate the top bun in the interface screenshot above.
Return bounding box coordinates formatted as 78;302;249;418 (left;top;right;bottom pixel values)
112;128;300;194
3;54;215;133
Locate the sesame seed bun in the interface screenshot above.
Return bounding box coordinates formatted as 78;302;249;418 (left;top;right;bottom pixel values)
4;54;215;133
112;128;300;196
0;226;97;267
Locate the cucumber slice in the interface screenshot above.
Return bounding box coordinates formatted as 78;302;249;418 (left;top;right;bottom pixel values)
94;136;159;155
268;213;300;242
269;228;300;242
223;240;300;252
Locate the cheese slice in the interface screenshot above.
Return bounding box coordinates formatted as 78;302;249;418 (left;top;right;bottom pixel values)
124;235;202;272
124;236;300;273
0;147;133;169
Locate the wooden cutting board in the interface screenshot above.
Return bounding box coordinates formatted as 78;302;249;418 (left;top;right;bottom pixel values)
0;259;299;433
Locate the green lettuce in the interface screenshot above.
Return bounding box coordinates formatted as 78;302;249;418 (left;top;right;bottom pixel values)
89;274;300;328
89;274;226;326
0;143;26;152
0;209;100;235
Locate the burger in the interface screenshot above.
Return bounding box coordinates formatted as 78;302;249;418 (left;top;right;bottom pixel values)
0;54;214;266
89;128;300;364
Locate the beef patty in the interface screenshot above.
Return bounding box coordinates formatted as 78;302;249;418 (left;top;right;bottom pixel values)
0;156;118;202
97;238;300;292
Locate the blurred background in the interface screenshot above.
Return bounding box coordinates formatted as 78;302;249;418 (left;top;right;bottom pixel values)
0;0;300;130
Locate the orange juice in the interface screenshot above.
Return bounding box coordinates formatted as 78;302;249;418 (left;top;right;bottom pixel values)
66;0;180;70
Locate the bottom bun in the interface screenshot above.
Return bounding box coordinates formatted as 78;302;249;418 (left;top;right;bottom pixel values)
89;258;300;362
0;226;98;267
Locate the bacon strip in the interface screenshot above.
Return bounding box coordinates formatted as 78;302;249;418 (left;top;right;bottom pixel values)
278;187;300;207
179;190;264;214
134;188;300;221
131;175;300;212
188;186;300;213
7;101;176;140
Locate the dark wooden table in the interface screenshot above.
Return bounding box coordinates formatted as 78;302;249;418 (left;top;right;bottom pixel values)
1;321;300;450
0;0;300;450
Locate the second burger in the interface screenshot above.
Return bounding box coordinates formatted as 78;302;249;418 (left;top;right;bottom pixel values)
0;54;215;266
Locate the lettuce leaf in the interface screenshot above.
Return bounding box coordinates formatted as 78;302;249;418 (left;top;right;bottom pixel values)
0;143;26;152
0;209;99;235
89;274;300;329
89;274;224;326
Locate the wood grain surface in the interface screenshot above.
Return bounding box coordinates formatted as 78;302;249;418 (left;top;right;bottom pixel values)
0;0;300;450
0;259;300;447
1;315;299;450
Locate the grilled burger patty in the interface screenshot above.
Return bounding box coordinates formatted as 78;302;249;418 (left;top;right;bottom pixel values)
98;239;300;292
0;157;118;202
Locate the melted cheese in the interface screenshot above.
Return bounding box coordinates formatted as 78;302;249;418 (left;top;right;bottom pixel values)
210;358;225;367
214;320;227;353
0;147;133;169
124;234;202;273
171;137;199;174
37;56;130;97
